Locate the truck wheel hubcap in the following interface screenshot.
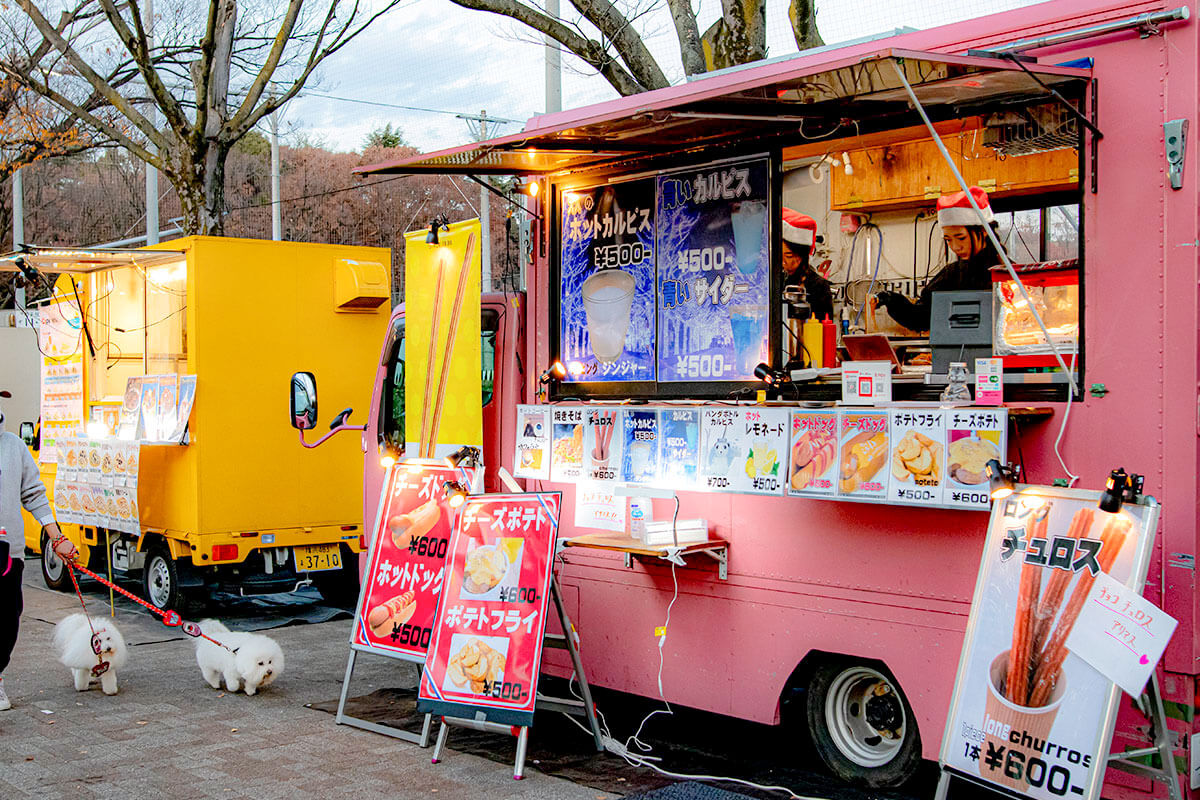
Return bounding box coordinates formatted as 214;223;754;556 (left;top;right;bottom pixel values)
149;558;171;607
824;666;906;768
44;547;64;579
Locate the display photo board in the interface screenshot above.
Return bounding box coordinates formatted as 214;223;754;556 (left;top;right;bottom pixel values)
559;180;657;382
518;404;1007;512
418;492;560;727
939;486;1160;800
352;463;479;663
657;158;771;382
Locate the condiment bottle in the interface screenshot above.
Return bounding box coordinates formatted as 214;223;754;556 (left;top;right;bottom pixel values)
803;316;823;369
821;315;837;367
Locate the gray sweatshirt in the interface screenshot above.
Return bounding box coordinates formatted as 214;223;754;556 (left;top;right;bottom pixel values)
0;413;55;561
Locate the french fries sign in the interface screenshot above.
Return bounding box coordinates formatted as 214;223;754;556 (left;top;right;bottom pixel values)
939;487;1159;800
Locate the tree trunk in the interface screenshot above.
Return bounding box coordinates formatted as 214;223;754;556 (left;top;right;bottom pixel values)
789;0;824;51
701;0;767;71
171;141;228;236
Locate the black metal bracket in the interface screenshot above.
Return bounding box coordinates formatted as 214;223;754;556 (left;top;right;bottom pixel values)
465;173;543;221
1000;52;1104;141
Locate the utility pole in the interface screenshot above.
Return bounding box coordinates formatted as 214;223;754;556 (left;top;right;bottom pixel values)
144;0;159;245
545;0;562;113
12;168;25;315
479;110;491;292
270;104;281;241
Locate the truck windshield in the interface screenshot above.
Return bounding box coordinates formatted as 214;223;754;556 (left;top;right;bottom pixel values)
379;311;501;454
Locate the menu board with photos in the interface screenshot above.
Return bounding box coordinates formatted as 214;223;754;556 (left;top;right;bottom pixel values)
525;404;1007;512
418;492;561;727
559;180;657;383
53;438;140;533
657;158;772;382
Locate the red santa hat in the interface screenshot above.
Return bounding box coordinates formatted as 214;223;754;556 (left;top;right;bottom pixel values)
782;208;817;247
937;186;994;227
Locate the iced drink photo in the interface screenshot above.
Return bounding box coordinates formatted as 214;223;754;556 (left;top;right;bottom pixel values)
729;305;766;374
581;269;636;362
731;200;767;275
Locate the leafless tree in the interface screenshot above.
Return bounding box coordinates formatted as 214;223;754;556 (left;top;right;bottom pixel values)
446;0;823;95
2;0;404;235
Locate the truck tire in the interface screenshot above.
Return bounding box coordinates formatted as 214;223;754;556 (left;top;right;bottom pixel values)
313;547;361;607
806;658;921;788
143;546;192;613
41;531;72;592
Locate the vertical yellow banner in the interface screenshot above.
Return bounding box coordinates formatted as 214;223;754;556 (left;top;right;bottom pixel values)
38;276;85;462
403;219;483;458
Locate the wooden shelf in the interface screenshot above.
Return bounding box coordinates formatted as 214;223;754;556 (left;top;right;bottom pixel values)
564;533;728;579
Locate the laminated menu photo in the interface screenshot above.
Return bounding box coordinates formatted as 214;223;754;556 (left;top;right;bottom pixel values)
583;408;622;483
837;411;889;499
549;407;584;483
888;408;947;506
621;409;660;484
513;405;551;480
944;408;1008;509
727;407;788;495
787;410;839;497
658;408;700;489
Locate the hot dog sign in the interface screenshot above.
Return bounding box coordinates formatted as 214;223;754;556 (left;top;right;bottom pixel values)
352;463;479;662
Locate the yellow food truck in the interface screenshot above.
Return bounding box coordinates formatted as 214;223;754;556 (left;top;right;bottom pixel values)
5;237;390;611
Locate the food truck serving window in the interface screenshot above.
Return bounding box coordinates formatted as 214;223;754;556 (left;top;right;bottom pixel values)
87;261;188;403
554;154;776;398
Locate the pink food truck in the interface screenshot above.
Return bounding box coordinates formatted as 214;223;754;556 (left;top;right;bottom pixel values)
341;1;1200;795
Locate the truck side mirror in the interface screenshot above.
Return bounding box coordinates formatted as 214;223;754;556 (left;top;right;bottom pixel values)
290;372;318;430
19;421;35;446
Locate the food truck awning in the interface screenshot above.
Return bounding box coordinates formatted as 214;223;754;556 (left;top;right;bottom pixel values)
0;246;185;274
355;48;1091;177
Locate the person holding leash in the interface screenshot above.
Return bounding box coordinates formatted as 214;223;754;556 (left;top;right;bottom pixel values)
0;390;77;710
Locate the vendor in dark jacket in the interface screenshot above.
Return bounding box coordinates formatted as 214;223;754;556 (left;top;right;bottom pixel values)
781;208;834;323
875;187;1005;333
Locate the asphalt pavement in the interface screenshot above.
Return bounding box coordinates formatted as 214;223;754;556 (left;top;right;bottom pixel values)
0;566;611;800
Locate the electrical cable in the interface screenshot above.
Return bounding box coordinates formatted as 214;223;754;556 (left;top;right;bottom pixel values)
1053;347;1080;487
556;496;823;800
851;224;883;329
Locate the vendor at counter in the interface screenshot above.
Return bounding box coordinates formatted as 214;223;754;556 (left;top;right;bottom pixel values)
875;187;1007;333
781;208;834;322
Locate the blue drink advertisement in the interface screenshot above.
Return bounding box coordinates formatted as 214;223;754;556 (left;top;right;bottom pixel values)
621;410;660;484
560;180;657;382
658;408;699;488
656;157;771;382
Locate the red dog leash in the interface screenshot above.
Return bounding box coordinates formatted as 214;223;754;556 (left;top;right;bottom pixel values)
60;546;237;655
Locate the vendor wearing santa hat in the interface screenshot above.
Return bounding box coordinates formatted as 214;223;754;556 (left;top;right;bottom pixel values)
781;208;833;323
875;186;1006;333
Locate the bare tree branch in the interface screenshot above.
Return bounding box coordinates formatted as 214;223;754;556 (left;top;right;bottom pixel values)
664;0;704;77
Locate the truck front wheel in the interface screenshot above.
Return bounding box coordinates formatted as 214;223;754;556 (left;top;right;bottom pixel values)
41;531;72;591
144;546;192;613
806;659;921;788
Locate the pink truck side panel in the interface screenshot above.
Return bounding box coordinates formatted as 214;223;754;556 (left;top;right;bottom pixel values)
361;0;1200;789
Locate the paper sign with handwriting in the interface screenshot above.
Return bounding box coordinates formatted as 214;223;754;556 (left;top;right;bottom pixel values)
1066;571;1177;697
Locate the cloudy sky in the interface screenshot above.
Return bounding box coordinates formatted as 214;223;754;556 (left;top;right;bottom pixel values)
281;0;1043;154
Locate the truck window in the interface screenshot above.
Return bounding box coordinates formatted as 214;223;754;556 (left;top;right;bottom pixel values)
482;309;498;407
380;325;405;454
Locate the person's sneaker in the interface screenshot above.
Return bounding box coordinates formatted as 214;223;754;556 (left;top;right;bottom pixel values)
0;679;11;710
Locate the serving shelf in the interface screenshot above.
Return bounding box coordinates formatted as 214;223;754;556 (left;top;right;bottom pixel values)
563;533;728;580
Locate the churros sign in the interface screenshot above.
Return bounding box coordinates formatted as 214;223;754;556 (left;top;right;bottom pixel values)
351;463;479;663
940;487;1159;800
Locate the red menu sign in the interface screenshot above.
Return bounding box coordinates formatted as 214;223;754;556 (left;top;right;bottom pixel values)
418;492;560;727
351;464;478;662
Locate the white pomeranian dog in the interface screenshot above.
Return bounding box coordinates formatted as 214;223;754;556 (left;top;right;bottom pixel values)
52;613;129;696
194;619;284;696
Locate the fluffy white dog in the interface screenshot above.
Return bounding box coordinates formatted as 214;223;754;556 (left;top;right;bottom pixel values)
52;613;128;696
194;619;284;695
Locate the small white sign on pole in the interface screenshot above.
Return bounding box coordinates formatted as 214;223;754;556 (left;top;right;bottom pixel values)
1065;571;1177;697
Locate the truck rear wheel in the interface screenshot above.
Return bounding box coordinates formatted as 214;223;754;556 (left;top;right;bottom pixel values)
806;658;921;788
143;546;192;613
41;531;72;591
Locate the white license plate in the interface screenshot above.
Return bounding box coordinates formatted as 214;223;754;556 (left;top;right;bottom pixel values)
294;544;341;572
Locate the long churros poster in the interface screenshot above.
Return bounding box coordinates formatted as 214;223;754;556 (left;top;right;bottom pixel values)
351;463;479;662
940;487;1159;800
404;219;482;459
418;492;560;727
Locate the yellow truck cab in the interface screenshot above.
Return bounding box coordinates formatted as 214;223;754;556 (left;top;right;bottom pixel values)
12;237;390;611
